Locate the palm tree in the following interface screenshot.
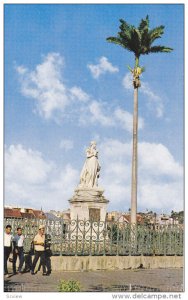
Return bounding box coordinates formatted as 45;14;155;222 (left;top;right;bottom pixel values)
107;16;173;225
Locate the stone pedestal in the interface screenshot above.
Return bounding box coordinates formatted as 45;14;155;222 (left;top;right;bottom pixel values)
68;187;109;240
69;187;109;221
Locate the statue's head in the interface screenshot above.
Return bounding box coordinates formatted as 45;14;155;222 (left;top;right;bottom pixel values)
90;141;97;147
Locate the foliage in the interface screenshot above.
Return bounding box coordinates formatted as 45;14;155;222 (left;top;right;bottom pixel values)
107;223;123;242
106;15;173;67
58;279;81;292
171;210;184;224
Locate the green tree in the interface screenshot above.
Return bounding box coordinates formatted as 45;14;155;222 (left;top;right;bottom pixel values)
107;16;173;224
171;210;184;224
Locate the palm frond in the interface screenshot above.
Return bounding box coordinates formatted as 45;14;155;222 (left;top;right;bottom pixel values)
118;29;135;53
119;19;132;39
127;65;133;72
149;26;165;44
128;28;141;56
140;31;151;54
138;15;149;33
106;36;128;49
118;31;131;46
148;45;173;53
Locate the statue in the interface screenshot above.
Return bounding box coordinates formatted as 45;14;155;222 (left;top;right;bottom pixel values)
79;141;101;188
69;140;109;223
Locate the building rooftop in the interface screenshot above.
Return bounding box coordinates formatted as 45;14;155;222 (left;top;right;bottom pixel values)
4;207;46;219
4;208;22;218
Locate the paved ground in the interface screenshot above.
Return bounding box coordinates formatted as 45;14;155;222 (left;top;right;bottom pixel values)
4;268;184;292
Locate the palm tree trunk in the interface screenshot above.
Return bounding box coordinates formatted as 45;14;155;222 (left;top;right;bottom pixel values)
131;86;138;225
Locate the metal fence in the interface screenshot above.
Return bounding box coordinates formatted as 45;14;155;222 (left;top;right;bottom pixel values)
4;218;183;256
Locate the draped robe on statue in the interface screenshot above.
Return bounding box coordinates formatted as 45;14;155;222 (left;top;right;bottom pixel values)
79;145;100;188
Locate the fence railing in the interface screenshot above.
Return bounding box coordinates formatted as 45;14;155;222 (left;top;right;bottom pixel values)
4;218;183;256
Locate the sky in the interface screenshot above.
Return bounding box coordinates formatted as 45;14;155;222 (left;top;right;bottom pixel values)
4;4;184;213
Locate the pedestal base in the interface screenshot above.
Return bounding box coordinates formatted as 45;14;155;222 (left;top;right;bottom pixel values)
69;187;109;221
69;187;109;240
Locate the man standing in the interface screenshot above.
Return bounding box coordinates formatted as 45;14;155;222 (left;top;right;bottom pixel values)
13;227;25;274
31;225;46;275
4;225;13;277
44;233;52;276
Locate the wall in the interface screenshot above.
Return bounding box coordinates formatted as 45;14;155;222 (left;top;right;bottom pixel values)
50;256;183;271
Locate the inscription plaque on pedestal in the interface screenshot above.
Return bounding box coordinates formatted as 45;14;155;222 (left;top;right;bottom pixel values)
89;208;100;222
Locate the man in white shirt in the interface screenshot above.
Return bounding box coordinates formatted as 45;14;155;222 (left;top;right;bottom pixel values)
13;227;25;274
31;225;46;275
4;225;13;277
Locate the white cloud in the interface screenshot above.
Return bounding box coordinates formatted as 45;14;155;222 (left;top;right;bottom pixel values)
122;72;133;90
60;139;74;151
141;81;164;118
87;56;119;79
80;100;144;134
5;144;79;210
89;101;115;126
5;141;183;213
139;181;183;211
98;139;183;212
138;142;183;178
114;108;144;133
16;54;145;133
79;100;112;126
122;72;164;118
50;164;78;190
70;86;89;102
5;144;53;184
16;65;27;75
16;53;90;121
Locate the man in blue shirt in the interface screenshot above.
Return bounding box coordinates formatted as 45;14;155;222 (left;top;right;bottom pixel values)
13;227;25;274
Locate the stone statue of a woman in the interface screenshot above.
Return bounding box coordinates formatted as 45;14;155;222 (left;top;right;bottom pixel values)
79;141;101;188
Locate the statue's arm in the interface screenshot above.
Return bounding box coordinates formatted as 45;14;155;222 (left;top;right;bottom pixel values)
86;148;95;158
86;147;98;158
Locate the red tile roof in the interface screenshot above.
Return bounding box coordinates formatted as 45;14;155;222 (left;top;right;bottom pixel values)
20;212;35;219
122;214;144;224
4;208;22;218
4;208;46;219
32;209;46;219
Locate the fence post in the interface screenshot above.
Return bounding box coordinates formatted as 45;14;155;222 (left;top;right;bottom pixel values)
165;226;167;256
103;219;106;256
60;217;63;256
82;219;86;255
75;216;79;256
89;220;92;256
116;220;120;256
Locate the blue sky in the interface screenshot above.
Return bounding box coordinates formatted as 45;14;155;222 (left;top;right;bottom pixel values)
4;4;184;213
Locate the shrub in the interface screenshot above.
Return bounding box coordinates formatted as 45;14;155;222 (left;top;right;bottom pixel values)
58;279;81;292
